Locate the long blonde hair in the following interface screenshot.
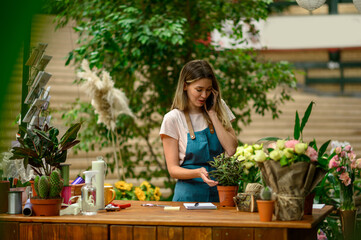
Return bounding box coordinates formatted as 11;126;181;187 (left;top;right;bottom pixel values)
171;60;232;130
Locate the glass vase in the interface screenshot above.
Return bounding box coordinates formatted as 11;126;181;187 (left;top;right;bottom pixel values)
339;182;355;210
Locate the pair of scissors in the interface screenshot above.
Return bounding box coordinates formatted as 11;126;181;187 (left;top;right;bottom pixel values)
141;203;172;207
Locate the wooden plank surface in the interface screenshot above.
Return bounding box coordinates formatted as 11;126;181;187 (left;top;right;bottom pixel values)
87;224;108;240
110;225;133;240
19;223;42;240
184;227;212;240
134;226;156;240
0;200;333;229
43;223;67;239
157;226;183;240
213;227;253;240
0;221;19;240
66;224;87;240
254;228;287;240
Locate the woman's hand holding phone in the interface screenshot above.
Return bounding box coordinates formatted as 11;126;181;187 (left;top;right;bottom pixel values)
205;89;218;112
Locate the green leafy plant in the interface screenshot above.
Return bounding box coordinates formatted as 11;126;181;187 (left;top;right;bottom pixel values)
33;169;64;199
208;153;242;186
10;123;81;176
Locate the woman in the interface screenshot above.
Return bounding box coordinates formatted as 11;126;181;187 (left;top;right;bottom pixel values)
160;59;238;202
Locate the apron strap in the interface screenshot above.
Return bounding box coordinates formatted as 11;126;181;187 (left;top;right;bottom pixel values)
202;112;215;134
185;111;196;140
185;111;215;140
208;123;215;134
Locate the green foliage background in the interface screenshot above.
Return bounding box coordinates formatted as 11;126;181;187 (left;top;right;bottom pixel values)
45;0;297;195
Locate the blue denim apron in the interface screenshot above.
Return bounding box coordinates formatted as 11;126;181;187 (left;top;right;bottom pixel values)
172;112;223;202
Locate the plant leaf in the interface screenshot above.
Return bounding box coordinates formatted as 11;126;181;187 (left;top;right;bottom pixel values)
60;122;81;146
300;101;315;134
294;111;300;140
318;140;331;158
61;140;80;151
257;136;281;142
10;147;38;158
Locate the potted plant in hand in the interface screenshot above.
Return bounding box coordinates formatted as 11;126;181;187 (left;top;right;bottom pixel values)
256;186;274;222
209;153;242;207
30;169;64;216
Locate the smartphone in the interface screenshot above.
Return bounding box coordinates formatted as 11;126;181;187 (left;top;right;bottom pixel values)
206;93;214;111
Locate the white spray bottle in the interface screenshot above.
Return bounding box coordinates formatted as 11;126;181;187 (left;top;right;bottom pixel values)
81;170;98;215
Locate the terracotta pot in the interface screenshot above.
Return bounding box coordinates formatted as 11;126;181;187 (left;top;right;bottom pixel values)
30;198;62;216
217;185;238;207
257;200;275;222
340;209;356;240
30;180;37;197
304;192;315;215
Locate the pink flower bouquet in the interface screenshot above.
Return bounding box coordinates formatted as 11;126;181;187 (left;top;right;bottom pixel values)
328;143;361;210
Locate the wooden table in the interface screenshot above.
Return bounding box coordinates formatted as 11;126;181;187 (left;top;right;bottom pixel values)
0;200;333;240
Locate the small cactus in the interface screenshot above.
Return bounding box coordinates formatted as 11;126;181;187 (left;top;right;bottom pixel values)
34;175;40;196
38;176;50;198
35;169;64;199
260;186;273;200
49;170;63;198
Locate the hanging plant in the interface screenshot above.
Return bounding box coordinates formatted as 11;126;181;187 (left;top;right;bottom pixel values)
296;0;326;11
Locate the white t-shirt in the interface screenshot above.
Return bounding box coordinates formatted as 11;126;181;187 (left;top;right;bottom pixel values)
159;100;235;165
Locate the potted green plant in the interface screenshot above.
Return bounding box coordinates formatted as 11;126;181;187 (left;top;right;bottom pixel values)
209;153;242;207
10;122;81;204
30;169;64;216
256;186;274;222
10;122;81;177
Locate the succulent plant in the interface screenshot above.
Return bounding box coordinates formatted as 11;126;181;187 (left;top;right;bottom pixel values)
260;186;273;201
34;169;64;199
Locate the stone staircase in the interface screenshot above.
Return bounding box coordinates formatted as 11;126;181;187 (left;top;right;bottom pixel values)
1;14;361;199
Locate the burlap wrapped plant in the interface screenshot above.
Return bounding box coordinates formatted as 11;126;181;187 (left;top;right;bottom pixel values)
255;102;332;220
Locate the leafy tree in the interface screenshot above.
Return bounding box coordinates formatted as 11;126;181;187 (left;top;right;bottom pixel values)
46;0;297;196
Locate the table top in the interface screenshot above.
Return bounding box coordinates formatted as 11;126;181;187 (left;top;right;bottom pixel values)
0;200;333;229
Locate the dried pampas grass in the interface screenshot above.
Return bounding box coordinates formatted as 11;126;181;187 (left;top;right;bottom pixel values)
77;59;135;180
77;59;135;131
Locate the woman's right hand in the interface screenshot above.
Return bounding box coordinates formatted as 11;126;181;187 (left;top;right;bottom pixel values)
199;167;218;187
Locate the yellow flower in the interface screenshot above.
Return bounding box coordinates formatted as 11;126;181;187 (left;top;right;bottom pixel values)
154;195;160;201
114;181;133;191
141;181;151;191
134;187;146;201
154;187;161;197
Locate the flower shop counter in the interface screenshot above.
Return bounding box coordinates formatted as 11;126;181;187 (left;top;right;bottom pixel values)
0;200;333;240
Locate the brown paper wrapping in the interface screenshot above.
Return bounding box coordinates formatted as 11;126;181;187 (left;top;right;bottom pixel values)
258;161;326;221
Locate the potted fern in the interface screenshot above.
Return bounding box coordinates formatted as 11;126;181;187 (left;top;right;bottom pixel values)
30;169;64;216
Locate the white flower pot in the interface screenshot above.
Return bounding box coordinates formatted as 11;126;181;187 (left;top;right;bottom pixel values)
296;0;326;11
